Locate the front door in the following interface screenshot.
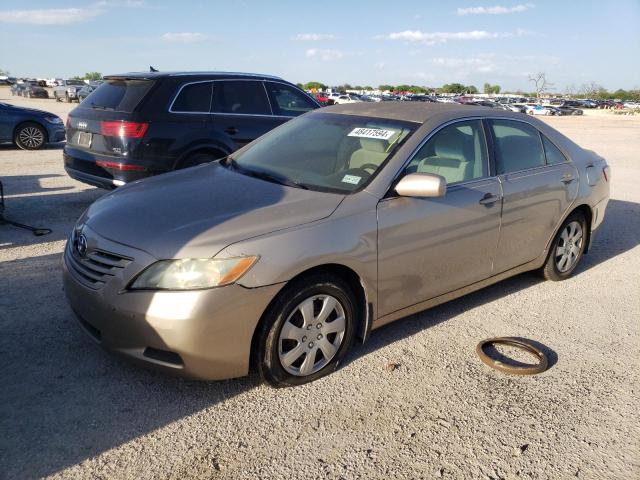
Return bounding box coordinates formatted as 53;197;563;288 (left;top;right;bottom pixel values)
377;119;502;317
488;119;579;273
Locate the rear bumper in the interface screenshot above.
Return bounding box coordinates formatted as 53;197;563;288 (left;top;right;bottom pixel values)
64;147;152;189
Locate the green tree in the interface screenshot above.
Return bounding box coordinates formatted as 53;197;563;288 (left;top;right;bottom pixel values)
378;84;394;92
441;83;467;94
84;72;102;81
483;83;501;94
364;86;373;91
466;85;478;94
303;81;327;91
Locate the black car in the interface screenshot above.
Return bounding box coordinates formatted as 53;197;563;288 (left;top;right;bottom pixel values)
23;84;49;99
0;102;65;150
64;71;321;189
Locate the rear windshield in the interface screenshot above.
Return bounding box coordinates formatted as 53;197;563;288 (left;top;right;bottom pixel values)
84;79;154;112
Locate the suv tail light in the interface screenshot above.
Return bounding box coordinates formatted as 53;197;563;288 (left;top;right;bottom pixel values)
100;121;148;138
603;165;611;182
65;117;70;128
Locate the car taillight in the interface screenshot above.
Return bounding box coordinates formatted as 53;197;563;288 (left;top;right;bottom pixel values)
603;166;611;182
100;121;148;138
65;117;70;128
96;160;146;171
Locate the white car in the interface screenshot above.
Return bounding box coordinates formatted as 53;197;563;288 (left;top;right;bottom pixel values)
332;94;362;105
524;104;554;116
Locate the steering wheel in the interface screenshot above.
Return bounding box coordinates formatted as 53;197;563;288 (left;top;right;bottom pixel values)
357;163;380;174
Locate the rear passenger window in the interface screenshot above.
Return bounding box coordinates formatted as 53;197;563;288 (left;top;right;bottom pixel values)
212;81;271;115
171;82;212;113
490;120;545;174
542;135;568;165
264;82;317;116
403;120;488;184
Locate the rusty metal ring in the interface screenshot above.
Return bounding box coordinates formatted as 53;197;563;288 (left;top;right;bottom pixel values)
476;337;549;375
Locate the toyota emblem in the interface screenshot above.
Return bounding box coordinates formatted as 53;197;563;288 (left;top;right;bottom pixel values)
76;233;88;257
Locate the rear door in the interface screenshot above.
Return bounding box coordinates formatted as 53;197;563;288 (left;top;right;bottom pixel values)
211;80;282;149
489;119;579;273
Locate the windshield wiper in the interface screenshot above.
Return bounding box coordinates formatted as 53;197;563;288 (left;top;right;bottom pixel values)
224;158;308;190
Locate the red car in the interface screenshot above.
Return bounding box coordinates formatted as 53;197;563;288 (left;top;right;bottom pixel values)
315;92;329;105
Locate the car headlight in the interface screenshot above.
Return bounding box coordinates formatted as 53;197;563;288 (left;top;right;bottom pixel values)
45;116;63;124
129;256;259;290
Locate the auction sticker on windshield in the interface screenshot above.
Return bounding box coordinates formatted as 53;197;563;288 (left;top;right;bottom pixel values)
348;127;396;140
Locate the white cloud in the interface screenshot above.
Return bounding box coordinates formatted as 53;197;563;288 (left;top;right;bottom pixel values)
0;7;104;25
293;33;336;41
162;32;208;44
379;29;529;45
456;3;535;15
374;61;386;69
305;48;344;61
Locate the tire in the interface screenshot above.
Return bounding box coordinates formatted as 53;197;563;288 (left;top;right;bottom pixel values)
256;274;357;387
540;212;587;281
15;122;47;150
178;152;223;169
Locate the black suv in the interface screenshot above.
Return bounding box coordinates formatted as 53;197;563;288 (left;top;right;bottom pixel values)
64;72;321;188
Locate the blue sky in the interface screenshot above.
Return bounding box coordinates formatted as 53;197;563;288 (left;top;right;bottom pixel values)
1;0;638;91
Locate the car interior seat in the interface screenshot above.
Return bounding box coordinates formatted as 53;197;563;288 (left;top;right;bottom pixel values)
416;128;472;184
348;130;402;171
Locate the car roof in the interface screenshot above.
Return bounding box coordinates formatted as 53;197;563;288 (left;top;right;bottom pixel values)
322;102;527;124
103;71;284;81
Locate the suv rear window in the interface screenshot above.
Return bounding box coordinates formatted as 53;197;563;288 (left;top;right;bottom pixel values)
85;79;154;112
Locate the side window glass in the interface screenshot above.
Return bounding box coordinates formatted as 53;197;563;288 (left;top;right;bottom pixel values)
490;120;545;174
171;82;212;113
212;81;271;115
542;135;568;165
404;120;488;184
265;82;317;117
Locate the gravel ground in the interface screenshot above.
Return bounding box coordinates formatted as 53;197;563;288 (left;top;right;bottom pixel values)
1;91;638;480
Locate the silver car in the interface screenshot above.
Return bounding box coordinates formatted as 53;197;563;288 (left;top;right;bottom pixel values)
63;103;611;386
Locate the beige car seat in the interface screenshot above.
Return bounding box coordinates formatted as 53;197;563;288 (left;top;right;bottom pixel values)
417;129;472;183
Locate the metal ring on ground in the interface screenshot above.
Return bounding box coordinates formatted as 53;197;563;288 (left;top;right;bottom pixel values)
476;337;549;375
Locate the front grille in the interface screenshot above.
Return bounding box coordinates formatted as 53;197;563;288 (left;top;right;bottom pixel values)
65;239;132;290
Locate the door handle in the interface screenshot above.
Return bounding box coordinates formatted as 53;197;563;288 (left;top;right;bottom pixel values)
561;174;575;184
224;127;238;135
479;193;501;205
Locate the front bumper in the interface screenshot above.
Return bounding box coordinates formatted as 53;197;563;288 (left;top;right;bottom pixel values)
47;125;65;143
62;228;284;380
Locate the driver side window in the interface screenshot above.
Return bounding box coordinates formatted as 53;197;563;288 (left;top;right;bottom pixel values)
404;120;489;184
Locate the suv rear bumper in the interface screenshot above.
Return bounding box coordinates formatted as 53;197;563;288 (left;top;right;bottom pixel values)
64;146;151;189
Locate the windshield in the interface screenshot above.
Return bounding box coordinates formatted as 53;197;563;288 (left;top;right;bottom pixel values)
229;112;417;194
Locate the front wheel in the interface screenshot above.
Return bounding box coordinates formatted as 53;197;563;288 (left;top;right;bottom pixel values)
256;275;357;387
540;212;587;281
15;122;47;150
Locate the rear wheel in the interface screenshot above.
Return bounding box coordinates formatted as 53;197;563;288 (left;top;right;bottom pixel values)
256;275;357;387
540;212;587;281
15;122;47;150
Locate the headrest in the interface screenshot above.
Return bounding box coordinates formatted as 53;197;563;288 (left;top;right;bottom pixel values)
432;129;466;162
358;128;402;153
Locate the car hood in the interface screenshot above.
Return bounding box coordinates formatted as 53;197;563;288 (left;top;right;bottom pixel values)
82;163;345;259
8;105;55;117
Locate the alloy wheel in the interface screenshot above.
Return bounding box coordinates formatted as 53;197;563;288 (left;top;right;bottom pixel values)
555;221;583;272
278;294;346;376
18;127;45;149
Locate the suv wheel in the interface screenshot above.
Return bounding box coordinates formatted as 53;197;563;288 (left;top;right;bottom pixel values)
256;275;357;387
540;212;587;281
15;122;46;150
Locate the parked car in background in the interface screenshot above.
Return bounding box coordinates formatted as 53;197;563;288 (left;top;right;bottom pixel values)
64;71;321;189
314;92;329;105
332;94;362;105
77;81;103;102
10;83;26;96
0;102;65;150
525;104;554;116
23;84;49;99
63;102;610;385
53;79;86;103
46;78;64;87
554;103;584;116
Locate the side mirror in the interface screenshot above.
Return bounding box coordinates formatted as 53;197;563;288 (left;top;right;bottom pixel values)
395;173;447;198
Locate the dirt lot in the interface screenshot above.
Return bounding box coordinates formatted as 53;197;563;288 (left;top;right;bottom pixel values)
1;90;638;479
